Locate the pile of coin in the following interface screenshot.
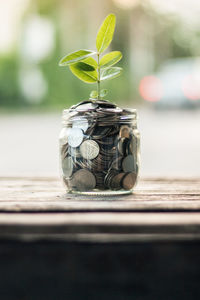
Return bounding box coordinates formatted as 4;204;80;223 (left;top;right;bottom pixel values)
60;99;139;193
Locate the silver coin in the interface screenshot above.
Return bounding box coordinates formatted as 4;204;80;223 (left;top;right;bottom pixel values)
72;117;89;132
76;103;98;112
105;107;122;114
62;110;78;123
104;170;117;188
122;155;136;173
62;156;73;177
68;146;81;158
68;128;84;148
80;140;100;160
71;169;96;191
122;172;137;190
70;100;92;109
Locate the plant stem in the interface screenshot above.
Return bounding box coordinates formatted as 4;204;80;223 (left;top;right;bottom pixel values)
97;53;100;100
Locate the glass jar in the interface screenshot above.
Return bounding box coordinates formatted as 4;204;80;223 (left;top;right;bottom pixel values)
59;102;140;195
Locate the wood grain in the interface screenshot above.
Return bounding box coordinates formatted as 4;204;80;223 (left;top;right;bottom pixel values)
0;177;199;241
0;177;199;212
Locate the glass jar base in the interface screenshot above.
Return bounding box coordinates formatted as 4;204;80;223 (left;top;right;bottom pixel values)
70;189;133;196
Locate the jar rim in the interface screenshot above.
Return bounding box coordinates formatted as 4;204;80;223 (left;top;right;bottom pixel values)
62;107;137;126
63;107;137;114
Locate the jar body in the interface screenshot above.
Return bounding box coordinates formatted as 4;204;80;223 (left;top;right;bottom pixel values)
59;108;140;195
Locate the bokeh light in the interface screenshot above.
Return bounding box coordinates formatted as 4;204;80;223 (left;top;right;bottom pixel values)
139;76;163;102
182;74;200;101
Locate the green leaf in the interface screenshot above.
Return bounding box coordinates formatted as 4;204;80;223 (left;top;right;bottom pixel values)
96;14;116;53
100;67;122;81
100;89;108;97
59;50;96;66
82;57;98;69
100;51;122;68
90;90;98;98
74;62;96;71
70;62;98;83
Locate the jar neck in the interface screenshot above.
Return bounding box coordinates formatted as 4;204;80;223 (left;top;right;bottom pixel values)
62;108;138;127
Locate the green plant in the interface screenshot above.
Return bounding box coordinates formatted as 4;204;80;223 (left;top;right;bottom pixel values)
59;14;122;100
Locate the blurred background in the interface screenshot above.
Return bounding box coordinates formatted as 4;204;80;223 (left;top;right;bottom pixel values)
0;0;200;177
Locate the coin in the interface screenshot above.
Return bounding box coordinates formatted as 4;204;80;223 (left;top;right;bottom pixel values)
122;172;137;190
76;102;98;112
104;170;118;188
117;138;124;155
94;100;117;108
122;155;135;173
119;125;130;139
110;172;125;190
70;100;91;109
117;137;129;156
62;156;73;177
102;107;123;114
128;135;137;156
62;110;78;122
95;171;107;189
71;169;96;191
92;126;111;139
122;108;137;115
109;126;119;136
80;140;100;160
68;128;84;148
72;117;89;132
68;146;81;158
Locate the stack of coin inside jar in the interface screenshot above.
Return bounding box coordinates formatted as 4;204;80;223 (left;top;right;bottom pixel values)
59;99;140;195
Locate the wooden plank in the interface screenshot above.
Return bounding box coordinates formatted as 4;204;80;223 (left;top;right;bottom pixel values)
0;212;199;241
0;211;200;225
0;176;200;240
0;177;200;299
0;177;199;212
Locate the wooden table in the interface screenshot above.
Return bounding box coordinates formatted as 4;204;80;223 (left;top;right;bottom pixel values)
0;177;200;300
